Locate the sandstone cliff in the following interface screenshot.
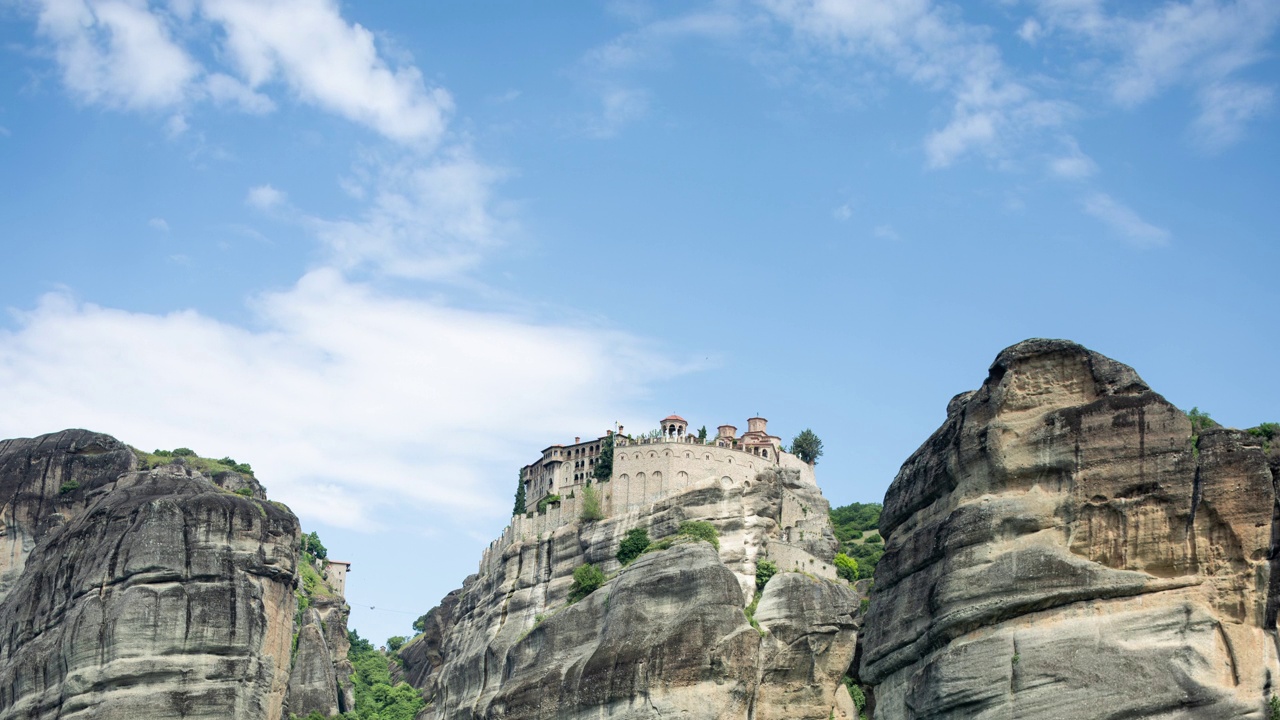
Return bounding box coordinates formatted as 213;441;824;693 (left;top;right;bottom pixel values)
0;429;351;720
859;339;1280;718
403;464;865;720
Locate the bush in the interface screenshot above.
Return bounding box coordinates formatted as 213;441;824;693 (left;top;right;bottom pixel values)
581;484;603;521
755;559;777;591
569;563;605;603
537;493;561;514
59;479;80;494
412;614;428;633
834;553;859;582
234;487;254;497
677;520;719;550
1248;422;1279;441
172;447;196;457
386;635;407;652
1269;695;1280;720
617;527;650;566
865;533;882;545
1187;407;1216;433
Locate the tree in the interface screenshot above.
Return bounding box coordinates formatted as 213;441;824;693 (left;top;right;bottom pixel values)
1187;407;1216;433
789;428;824;465
834;553;859;582
412;613;428;634
755;559;777;591
697;425;708;443
386;635;407;652
593;433;614;481
301;531;327;560
581;484;603;521
617;527;650;566
513;474;527;516
569;563;605;602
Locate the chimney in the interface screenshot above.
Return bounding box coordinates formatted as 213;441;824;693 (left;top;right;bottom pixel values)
575;437;580;444
618;425;624;435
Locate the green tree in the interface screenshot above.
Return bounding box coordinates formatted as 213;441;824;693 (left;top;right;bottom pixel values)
616;527;650;566
412;613;427;634
789;428;824;464
593;434;614;481
1247;422;1279;441
834;553;859;582
755;559;777;591
347;629;425;720
1187;407;1216;433
386;635;407;652
697;425;708;443
569;563;605;602
581;484;603;521
301;531;327;560
513;474;527;516
678;520;720;550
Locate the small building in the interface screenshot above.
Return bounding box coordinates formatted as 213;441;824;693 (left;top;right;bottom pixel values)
324;560;351;597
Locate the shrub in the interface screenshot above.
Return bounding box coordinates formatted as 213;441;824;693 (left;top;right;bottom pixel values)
386;636;407;652
537;493;561;514
59;479;80;494
617;527;650;566
1187;407;1216;433
865;533;882;545
677;520;720;550
1248;422;1279;441
581;484;603;521
569;563;605;603
152;449;173;457
843;676;866;710
834;553;859;582
234;487;254;497
1269;695;1280;720
172;447;196;457
755;559;778;591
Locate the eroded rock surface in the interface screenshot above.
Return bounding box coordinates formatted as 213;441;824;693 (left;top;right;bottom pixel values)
0;429;349;720
859;339;1280;718
405;465;863;720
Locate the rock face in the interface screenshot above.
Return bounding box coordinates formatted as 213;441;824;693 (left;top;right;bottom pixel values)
859;339;1280;718
405;464;864;720
0;429;350;720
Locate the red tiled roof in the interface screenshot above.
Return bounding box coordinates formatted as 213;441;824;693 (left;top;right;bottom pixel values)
661;414;687;423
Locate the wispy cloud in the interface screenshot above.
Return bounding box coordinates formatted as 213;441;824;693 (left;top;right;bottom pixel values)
246;184;287;210
1082;192;1169;247
584;87;652;138
29;0;452;144
0;273;678;528
1192;80;1274;151
148;217;170;232
873;224;900;241
1047;138;1098;179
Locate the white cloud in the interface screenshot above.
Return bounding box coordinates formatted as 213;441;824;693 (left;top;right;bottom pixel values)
873;224;899;241
164;113;189;138
1017;18;1043;44
36;0;200;109
148;217;170;232
307;148;510;279
1047;138;1097;179
199;0;453;144
1082;192;1169;246
1192;80;1273;151
832;203;852;221
246;184;286;210
0;271;677;528
30;0;451;144
585;87;652;138
759;0;1064;168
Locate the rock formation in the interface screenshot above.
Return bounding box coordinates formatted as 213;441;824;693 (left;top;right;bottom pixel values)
403;464;865;720
858;339;1280;718
0;429;351;720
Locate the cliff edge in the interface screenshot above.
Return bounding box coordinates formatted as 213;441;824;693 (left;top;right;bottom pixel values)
859;339;1280;718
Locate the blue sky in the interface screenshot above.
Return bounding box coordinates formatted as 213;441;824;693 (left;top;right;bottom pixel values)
1;0;1277;644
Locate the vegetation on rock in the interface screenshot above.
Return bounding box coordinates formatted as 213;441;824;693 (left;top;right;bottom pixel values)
133;446;255;476
592;433;614;481
831;501;883;577
580;483;603;521
568;563;605;603
755;559;777;591
834;553;859;582
617;527;650;566
677;520;720;550
346;630;426;720
536;493;561;514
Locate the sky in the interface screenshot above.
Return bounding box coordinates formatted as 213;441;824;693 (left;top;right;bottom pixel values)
1;0;1277;645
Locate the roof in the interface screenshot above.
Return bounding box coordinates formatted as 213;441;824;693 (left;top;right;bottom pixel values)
661;414;687;423
326;560;352;568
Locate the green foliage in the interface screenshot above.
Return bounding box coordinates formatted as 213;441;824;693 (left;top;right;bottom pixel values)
830;502;882;535
301;531;328;560
134;447;255;477
386;636;407;653
593;434;614;481
172;447;196;457
843;676;866;710
347;629;426;720
1187;407;1217;433
412;614;427;634
1248;422;1279;441
569;563;605;603
789;428;824;464
580;484;603;521
537;493;561;514
834;553;859;582
865;533;882;545
845;542;884;578
617;527;651;566
744;590;764;635
234;487;254;497
697;425;708;443
1269;695;1280;720
59;479;80;494
755;559;778;591
677;520;720;550
513;474;527;516
641;538;674;555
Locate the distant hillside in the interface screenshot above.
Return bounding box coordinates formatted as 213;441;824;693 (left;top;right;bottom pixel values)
830;502;883;577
